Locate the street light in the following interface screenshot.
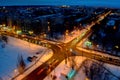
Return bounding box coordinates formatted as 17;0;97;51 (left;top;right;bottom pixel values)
115;45;119;49
16;30;22;35
28;31;33;35
85;78;90;80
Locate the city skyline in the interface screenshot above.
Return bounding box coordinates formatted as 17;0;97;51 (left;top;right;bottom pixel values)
0;4;120;80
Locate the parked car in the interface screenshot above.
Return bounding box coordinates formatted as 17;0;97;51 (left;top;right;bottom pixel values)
27;56;37;62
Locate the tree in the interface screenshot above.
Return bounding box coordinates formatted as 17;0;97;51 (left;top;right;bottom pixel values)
17;54;26;74
82;60;105;80
1;43;5;48
104;72;111;80
1;35;8;43
2;35;8;43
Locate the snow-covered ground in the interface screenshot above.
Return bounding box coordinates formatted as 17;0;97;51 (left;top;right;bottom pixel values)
44;27;120;80
105;64;120;78
44;56;87;80
44;56;120;80
0;28;82;80
1;26;120;80
0;36;53;80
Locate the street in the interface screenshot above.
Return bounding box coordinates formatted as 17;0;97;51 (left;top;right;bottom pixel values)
1;9;120;80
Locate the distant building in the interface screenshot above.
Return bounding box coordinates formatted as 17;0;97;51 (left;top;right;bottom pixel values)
32;13;64;34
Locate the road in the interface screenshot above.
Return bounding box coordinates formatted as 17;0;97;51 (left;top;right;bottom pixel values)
1;10;119;80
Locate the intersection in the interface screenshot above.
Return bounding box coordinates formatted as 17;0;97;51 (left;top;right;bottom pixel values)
1;10;120;80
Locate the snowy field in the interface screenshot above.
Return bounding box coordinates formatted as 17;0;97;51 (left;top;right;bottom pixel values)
0;36;53;80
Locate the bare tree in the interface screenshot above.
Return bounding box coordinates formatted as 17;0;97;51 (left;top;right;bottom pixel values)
1;43;5;48
17;54;26;74
82;60;105;80
1;35;8;43
103;72;111;80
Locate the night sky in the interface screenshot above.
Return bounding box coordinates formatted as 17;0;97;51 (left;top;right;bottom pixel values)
0;0;120;8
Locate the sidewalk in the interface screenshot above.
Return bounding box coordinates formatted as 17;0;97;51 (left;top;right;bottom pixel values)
12;49;53;80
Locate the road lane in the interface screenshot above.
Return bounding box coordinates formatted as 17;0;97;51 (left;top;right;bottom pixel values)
1;10;117;80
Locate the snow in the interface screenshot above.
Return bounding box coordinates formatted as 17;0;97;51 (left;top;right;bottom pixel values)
34;15;120;80
43;19;120;80
105;63;120;77
1;20;120;80
8;36;44;56
43;51;119;80
15;49;53;80
1;31;120;80
59;29;82;43
43;55;120;80
76;38;120;80
44;56;86;80
0;36;53;80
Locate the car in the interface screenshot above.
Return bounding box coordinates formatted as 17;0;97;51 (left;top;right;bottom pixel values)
27;56;37;62
36;52;40;54
27;57;33;62
37;68;44;75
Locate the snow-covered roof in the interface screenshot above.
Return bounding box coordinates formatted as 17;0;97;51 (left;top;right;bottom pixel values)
75;18;83;22
107;20;115;26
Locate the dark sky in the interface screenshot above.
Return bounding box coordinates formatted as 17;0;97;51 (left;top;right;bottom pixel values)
0;0;120;8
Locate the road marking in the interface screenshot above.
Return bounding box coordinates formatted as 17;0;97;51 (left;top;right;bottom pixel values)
37;69;44;75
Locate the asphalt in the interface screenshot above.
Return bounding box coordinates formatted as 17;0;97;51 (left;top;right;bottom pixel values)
1;10;119;80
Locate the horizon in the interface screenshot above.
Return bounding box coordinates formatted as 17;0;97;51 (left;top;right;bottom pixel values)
0;0;120;8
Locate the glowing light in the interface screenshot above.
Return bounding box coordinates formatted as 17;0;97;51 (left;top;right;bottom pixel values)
47;21;50;24
113;26;116;30
0;25;2;27
2;24;6;27
65;30;69;36
85;41;92;48
48;26;50;31
115;45;119;49
85;78;90;80
16;30;22;34
43;34;46;38
67;70;76;79
28;31;33;35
